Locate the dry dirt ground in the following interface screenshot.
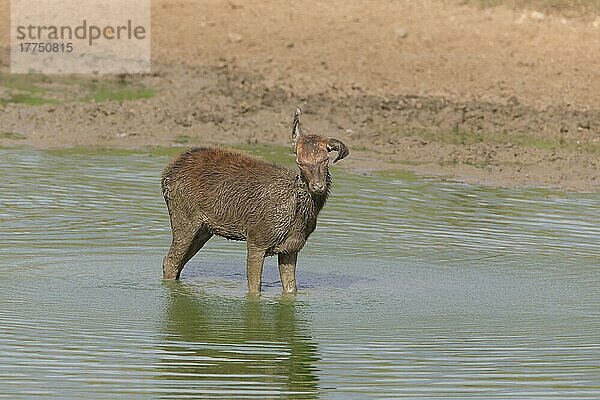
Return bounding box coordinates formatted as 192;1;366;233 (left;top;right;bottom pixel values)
1;0;599;191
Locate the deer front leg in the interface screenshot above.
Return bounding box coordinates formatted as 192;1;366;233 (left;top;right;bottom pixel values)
246;245;266;293
278;252;298;293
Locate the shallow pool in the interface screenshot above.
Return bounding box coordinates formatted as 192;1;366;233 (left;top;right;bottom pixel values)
0;148;598;398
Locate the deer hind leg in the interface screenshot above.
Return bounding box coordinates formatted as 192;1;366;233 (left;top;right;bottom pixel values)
163;223;213;280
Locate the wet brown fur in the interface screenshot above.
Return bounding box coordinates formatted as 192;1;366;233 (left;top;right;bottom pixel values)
161;109;349;293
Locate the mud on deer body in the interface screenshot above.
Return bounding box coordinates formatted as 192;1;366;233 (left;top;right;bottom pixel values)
161;108;349;293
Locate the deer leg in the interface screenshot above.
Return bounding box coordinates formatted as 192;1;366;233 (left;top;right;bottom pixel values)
278;253;298;293
163;225;212;280
246;245;266;293
163;231;191;280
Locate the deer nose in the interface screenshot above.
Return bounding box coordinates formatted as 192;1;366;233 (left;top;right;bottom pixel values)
310;182;325;192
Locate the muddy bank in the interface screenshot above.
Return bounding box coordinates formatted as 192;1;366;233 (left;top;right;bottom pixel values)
1;0;600;191
0;61;598;191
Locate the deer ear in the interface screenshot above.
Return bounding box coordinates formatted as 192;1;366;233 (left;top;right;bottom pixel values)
291;107;303;147
327;138;349;163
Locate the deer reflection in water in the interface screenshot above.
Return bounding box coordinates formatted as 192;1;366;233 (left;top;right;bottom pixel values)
158;284;320;398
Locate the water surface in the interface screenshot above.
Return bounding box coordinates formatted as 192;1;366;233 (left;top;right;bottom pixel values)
0;148;598;398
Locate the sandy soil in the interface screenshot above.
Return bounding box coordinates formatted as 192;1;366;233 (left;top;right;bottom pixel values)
0;0;599;191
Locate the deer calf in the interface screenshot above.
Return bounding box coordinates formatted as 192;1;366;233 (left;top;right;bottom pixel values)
161;108;349;293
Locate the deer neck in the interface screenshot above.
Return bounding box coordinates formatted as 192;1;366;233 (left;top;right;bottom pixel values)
294;172;330;216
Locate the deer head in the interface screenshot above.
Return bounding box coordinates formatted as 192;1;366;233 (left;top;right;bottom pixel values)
291;107;349;193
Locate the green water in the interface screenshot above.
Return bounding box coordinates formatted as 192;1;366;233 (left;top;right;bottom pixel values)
0;148;598;399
